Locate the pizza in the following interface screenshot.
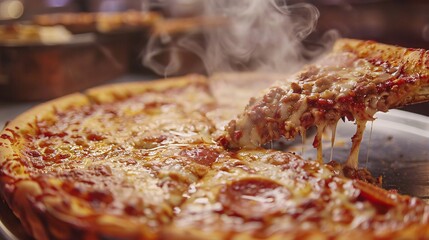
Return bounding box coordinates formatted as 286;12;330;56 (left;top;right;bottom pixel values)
221;38;429;168
33;11;161;33
0;24;73;44
1;40;429;240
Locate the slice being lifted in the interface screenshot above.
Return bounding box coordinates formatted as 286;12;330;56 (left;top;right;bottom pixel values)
221;39;429;168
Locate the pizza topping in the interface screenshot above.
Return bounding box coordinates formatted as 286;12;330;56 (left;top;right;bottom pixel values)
179;146;220;166
219;178;290;219
86;132;106;141
353;180;397;211
1;128;20;144
347;120;367;168
172;147;429;238
221;51;377;154
218;178;290;219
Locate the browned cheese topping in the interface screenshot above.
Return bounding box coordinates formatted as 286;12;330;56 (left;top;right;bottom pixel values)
221;39;429;168
170;150;429;239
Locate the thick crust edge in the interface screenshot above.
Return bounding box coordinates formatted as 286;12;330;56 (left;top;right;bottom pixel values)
0;93;90;239
334;38;429;76
85;74;208;103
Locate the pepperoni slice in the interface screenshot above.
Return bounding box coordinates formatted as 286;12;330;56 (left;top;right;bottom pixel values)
218;178;290;219
180;146;219;166
353;179;397;212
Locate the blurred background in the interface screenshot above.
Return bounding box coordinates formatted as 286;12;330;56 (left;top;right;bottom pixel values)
0;0;428;115
1;0;428;45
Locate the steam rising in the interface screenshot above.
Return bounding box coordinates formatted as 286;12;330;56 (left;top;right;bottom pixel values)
144;0;337;76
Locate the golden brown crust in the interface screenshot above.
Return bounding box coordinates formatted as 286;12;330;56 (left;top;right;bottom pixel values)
334;38;429;76
0;93;90;239
334;39;429;105
85;74;207;103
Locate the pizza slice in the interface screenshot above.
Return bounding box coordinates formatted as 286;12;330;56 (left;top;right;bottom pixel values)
220;39;429;168
164;148;429;239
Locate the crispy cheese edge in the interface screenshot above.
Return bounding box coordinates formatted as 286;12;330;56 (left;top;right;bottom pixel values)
334;38;429;76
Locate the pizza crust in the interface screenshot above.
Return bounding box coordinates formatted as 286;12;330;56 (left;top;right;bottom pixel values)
335;39;429;106
0;93;91;239
334;38;429;76
85;74;208;104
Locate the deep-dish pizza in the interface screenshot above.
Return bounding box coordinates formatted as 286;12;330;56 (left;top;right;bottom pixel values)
221;39;429;168
1;39;429;240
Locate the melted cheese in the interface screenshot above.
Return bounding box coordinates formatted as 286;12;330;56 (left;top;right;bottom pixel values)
346;120;367;168
223;48;428;168
172;149;428;238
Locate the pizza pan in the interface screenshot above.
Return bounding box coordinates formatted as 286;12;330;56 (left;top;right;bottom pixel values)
1;109;429;240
